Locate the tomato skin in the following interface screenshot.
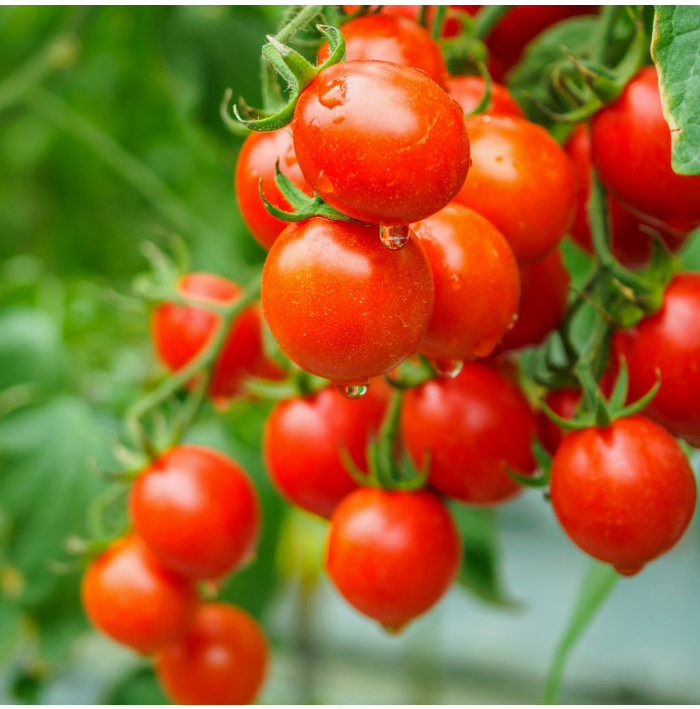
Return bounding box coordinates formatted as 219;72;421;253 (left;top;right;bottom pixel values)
155;603;268;705
455;116;575;264
234;129;313;250
130;445;260;580
497;250;570;352
292;61;470;225
591;66;700;233
447;75;524;118
411;203;520;361
402;362;536;505
318;15;448;88
550;415;696;573
262;218;434;386
613;273;700;447
82;536;197;654
326;487;461;629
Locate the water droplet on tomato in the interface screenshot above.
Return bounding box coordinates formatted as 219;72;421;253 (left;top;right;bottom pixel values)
380;224;411;250
614;564;644;577
430;358;463;378
335;382;369;400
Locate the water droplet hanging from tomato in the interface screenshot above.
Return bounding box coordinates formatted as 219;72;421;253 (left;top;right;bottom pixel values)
335;382;369;400
429;358;464;379
380;224;411;250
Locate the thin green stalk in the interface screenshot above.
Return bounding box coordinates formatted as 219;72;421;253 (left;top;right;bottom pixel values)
473;5;510;39
275;5;324;44
592;5;620;65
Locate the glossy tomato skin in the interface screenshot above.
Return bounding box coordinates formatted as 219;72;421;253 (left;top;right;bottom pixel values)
455;116;575;264
613;273;700;447
262;218;434;386
591;66;700;232
318;15;448;88
498;250;570;352
550;415;697;574
447;75;524;118
402;362;536;504
130;445;260;580
411;203;520;361
82;536;197;654
155;603;268;705
234;129;313;250
326;487;461;629
292;61;470;225
152;273;281;405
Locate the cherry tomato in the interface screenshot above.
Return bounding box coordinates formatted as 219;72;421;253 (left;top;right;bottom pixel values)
591;66;700;233
82;535;197;654
155;603;268;705
342;5;478;37
326;487;461;630
130;445;260;580
292;61;470;225
447;75;524;118
613;273;700;447
318;15;448;88
235;129;313;250
536;387;581;456
455;116;575;264
402;362;537;504
411;203;520;362
151;273;282;406
261;218;434;388
550;415;697;576
497;250;570;352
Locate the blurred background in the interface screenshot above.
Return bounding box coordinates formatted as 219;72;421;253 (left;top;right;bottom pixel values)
1;6;700;704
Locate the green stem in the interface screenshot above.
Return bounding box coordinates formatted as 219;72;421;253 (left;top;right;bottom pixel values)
473;5;510;39
592;5;620;65
275;5;324;44
431;6;447;40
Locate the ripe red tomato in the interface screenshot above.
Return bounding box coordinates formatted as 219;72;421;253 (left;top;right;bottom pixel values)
402;361;537;504
447;75;524;118
591;66;700;233
497;250;570;352
130;445;260;580
613;273;700;447
326;487;461;630
292;61;470;225
151;273;282;406
454;116;575;264
550;415;697;576
536;387;581;456
82;535;197;654
318;15;448;88
261;218;434;388
155;603;268;705
411;203;520;362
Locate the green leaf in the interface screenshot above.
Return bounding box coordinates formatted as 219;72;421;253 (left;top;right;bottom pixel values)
104;665;169;705
652;6;700;174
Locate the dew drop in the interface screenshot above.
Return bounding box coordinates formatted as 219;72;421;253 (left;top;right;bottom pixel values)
335;382;369;400
380;224;411;250
614;564;644;577
430;358;464;378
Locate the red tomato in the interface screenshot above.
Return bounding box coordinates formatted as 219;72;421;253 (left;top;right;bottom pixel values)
402;361;537;504
151;273;282;406
550;415;696;575
411;203;520;362
235;129;313;250
261;218;434;388
292;61;470;225
326;487;461;629
130;445;260;580
497;250;570;352
447;75;524;118
613;273;700;447
342;5;478;37
536;387;581;456
81;536;197;654
318;15;448;88
455;116;575;264
591;66;700;233
155;603;268;705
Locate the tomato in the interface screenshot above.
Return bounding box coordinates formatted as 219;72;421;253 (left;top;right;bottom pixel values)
81;535;196;654
342;5;478;37
151;273;282;406
550;415;697;576
261;218;434;388
130;445;260;580
326;487;461;629
497;250;570;352
411;203;520;363
292;61;470;225
155;603;268;705
402;361;536;504
536;387;581;456
447;75;524;118
591;66;700;233
454;116;575;264
318;15;448;88
235;129;313;250
613;273;700;447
